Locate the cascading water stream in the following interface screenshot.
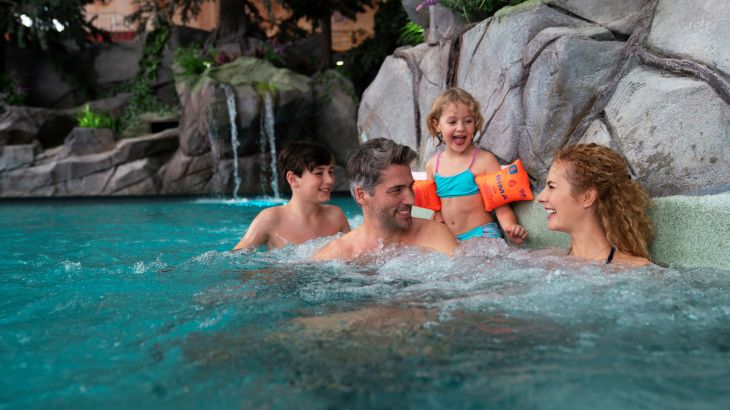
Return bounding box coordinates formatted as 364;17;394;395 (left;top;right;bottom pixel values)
259;91;280;198
221;84;241;199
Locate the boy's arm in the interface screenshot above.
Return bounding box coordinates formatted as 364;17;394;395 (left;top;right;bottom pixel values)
232;209;274;251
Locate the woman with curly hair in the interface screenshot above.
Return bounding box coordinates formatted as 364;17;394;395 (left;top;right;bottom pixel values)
537;143;654;266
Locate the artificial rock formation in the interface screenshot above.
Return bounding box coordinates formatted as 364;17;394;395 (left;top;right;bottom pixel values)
360;0;730;197
0;56;359;197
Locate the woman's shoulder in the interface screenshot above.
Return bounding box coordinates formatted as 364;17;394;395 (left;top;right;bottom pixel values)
614;251;652;267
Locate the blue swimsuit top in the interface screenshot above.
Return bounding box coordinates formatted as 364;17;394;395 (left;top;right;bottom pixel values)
433;150;480;198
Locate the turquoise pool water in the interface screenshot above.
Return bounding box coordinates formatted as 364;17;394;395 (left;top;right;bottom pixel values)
1;197;729;409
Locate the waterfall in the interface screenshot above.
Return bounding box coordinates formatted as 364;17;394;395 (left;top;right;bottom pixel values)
221;84;241;199
259;91;280;198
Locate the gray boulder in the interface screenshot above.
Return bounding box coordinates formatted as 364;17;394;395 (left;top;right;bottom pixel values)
523;37;624;170
402;0;430;27
0;105;75;148
0;129;178;197
358;45;430;149
59;128;116;159
103;156;167;195
578;119;615;150
0;143;40;172
427;5;466;45
159;150;213;195
605;67;730;196
457;5;586;145
546;0;650;35
648;0;730;78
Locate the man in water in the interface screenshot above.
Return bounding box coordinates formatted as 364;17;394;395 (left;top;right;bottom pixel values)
315;138;457;260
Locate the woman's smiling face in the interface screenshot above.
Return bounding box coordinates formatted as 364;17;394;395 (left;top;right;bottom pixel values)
537;161;585;233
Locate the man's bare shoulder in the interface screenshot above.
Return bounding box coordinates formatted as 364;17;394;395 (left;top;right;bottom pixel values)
313;230;357;260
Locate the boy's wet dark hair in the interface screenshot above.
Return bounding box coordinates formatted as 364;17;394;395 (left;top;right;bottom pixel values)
277;141;334;178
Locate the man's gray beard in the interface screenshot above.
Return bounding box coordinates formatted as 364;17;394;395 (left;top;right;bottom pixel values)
377;209;411;232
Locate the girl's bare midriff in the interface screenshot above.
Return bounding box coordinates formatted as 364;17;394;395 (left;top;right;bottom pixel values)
441;193;493;235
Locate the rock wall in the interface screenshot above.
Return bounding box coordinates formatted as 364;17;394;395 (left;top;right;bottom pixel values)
0;58;358;197
360;0;730;197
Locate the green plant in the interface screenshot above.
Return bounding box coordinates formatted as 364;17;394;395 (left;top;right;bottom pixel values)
398;21;425;46
439;0;530;23
76;104;116;129
255;81;278;95
0;74;27;105
174;45;212;81
119;23;178;136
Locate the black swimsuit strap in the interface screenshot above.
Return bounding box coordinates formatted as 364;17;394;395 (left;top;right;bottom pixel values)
605;246;616;264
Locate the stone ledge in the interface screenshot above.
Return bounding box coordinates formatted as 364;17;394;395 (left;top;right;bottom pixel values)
513;192;730;270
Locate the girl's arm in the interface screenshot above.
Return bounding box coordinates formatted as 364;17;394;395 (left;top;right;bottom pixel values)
494;205;527;245
424;157;444;223
473;150;528;244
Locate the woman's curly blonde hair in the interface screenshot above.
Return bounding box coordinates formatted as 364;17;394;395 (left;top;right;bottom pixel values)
426;88;484;146
555;143;654;259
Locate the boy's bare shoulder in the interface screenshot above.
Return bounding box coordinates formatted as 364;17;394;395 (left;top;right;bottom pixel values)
251;205;285;227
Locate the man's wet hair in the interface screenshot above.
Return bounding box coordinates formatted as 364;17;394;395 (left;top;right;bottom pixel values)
346;138;417;197
277;140;334;178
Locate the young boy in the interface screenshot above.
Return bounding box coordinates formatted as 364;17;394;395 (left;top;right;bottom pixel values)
232;141;351;251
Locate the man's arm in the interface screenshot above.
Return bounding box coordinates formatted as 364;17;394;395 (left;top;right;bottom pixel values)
232;209;275;251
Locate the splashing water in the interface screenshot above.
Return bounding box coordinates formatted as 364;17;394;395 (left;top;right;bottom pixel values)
259;92;280;198
221;84;241;199
2;198;729;409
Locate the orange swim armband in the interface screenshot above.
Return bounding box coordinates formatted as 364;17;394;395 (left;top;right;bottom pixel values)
413;180;441;212
475;159;533;211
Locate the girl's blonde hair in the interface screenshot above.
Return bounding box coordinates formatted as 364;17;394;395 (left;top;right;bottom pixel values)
555;143;654;259
426;88;484;146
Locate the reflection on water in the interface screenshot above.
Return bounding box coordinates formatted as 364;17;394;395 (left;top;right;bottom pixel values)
1;199;729;409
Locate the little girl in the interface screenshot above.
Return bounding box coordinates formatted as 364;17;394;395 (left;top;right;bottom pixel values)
425;88;528;243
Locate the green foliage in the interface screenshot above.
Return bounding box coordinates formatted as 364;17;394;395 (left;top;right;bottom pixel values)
279;0;373;30
174;46;212;81
0;74;27;105
439;0;530;23
120;23;177;137
0;0;104;50
76;104;116;129
342;0;410;96
126;0;212;32
255;81;278;95
398;22;425;46
313;70;358;114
